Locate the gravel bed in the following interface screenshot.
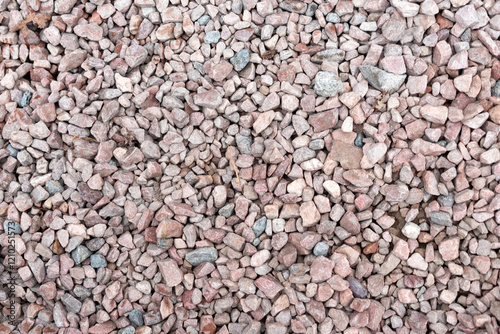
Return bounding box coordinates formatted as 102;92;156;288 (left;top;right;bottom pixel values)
1;0;500;333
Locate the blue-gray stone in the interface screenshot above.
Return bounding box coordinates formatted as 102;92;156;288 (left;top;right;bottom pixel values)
219;203;235;217
325;13;340;23
20;91;32;107
3;220;22;235
355;133;363;147
252;217;267;237
313;242;329;256
309;139;324;150
305;3;318;16
6;145;18;157
204;31;220;44
90;254;107;268
252;238;260;247
359;65;406;93
198;15;210;25
128;309;144;326
46;180;64;195
119;326;136;334
314;71;344;97
492;80;500;98
230;49;250;72
71;245;92;265
312;49;345;64
343;23;350;33
235;134;252;154
347;276;367;298
185;247;218;266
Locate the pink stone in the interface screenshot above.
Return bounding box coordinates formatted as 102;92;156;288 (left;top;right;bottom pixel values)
310;256;334;282
158;259;183;287
255;275;284;298
438;237;460;261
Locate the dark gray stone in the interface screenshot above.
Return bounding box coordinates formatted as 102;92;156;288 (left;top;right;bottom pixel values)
355;133;364;147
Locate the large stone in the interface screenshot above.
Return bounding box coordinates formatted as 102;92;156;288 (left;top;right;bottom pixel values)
185;247;218;266
359;65;406;93
314;71;344;97
327;141;363;170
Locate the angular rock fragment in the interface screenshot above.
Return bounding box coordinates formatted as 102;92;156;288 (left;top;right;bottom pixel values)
359;65;406;93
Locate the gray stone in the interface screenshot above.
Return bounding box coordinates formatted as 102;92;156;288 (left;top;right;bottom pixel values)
492;80;500;98
355;133;363;147
20;91;32;107
437;195;454;207
6;145;18;157
198;15;210;25
359;65;407;93
3;220;22;235
71;245;92;265
86;238;105;251
311;49;346;64
347;276;367;298
236;134;252;154
314;71;344;97
313;242;329;256
305;3;318;16
74;285;91;299
428;211;453;227
204;31;221;44
118;326;136;334
252;217;267;237
185;247;218;266
128;309;144;326
90;254;107;268
219;203;235;217
326;13;341;23
46;180;64;195
61;293;82;313
230;49;250;71
309;139;324;150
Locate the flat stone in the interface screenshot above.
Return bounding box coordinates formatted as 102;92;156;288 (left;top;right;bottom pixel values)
311;49;346;64
185;247;218;266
